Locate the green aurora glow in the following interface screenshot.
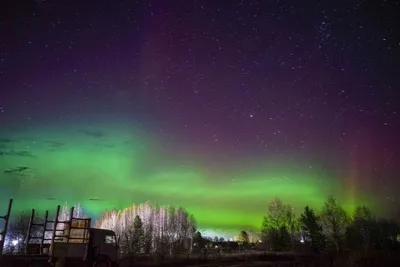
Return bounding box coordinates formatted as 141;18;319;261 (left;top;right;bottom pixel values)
0;119;379;234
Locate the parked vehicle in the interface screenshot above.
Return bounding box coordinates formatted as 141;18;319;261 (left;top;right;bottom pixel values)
0;199;119;267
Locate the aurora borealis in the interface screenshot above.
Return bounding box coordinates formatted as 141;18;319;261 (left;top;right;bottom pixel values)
0;115;388;233
0;1;399;234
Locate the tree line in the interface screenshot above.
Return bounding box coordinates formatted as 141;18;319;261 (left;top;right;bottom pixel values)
258;196;400;252
3;197;399;257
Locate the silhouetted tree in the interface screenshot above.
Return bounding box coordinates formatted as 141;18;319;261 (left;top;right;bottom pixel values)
132;215;144;254
261;198;296;251
237;230;249;244
346;206;376;250
300;205;325;252
320;196;349;250
193;231;203;248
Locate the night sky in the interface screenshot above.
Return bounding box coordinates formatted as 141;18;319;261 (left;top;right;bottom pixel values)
0;0;399;234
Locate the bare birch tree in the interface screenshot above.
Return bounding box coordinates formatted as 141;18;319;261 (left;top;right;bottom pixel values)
95;202;197;259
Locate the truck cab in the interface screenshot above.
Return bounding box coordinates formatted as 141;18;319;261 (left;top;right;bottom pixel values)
89;228;118;263
50;225;118;265
50;227;118;267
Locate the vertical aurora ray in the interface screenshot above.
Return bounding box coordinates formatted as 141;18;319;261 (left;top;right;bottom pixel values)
344;156;359;213
339;129;386;215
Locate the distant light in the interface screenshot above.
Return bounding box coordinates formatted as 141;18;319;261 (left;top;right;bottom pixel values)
300;237;305;243
12;240;18;246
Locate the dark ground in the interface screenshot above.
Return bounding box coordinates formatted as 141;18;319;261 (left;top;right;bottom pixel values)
1;250;399;266
118;250;400;267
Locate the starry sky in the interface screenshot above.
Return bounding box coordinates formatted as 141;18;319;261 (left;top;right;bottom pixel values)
0;0;399;233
